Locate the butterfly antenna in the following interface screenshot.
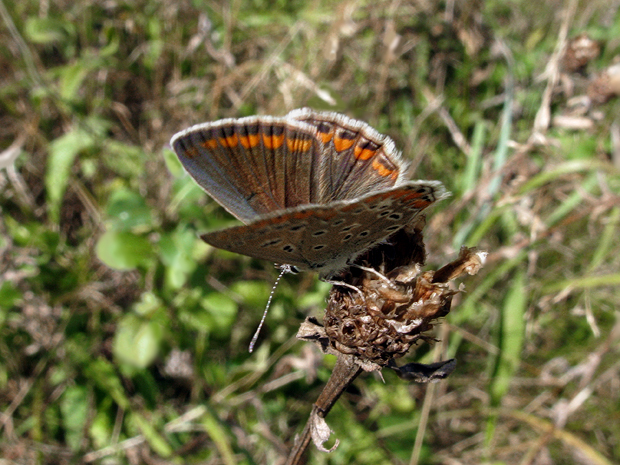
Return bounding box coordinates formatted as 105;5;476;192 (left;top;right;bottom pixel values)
249;266;287;353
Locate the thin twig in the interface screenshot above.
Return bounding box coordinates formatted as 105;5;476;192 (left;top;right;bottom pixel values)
285;355;363;465
531;0;578;138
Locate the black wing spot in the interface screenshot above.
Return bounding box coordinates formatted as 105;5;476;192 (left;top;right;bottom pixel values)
317;122;333;134
261;239;282;248
338;129;357;140
340;223;360;232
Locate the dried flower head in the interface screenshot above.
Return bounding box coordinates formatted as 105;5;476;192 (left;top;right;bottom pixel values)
588;63;620;105
561;33;601;73
293;219;486;456
321;221;486;371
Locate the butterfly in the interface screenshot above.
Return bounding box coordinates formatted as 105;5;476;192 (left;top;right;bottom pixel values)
171;108;448;279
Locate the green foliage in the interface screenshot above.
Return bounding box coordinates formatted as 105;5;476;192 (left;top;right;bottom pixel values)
113;294;166;369
96;230;154;269
2;0;620;464
25;16;75;46
46;127;96;223
60;385;89;451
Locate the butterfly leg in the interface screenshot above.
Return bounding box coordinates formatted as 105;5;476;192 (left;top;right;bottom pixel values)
350;264;395;287
323;279;366;302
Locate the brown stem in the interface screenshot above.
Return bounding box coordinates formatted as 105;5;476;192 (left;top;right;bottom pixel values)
285;355;363;465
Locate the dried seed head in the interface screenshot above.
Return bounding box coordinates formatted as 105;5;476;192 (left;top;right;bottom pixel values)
588;63;620;105
322;224;485;369
561;33;600;73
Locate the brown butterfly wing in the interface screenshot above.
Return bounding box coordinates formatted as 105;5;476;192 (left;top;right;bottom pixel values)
201;182;448;276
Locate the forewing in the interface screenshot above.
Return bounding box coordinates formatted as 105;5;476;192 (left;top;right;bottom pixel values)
287;108;411;203
171;116;322;223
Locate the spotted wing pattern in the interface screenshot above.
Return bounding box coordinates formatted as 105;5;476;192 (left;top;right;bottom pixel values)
171;109;450;276
171;109;410;223
201;182;448;277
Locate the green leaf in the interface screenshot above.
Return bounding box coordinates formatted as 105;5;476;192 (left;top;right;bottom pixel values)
100;28;120;58
133;292;164;317
130;412;173;457
0;281;22;311
230;281;270;308
24;17;74;44
83;358;129;410
60;385;89;451
143;18;164;69
96;230;153;270
113;313;163;368
159;227;199;290
102;140;146;178
58;62;91;101
201;293;238;331
46;128;96;223
489;269;526;405
202;410;236;465
162;147;184;177
89;397;114;449
105;188;153;232
177;291;237;334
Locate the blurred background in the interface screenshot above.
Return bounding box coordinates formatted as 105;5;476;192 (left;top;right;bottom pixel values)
1;0;619;464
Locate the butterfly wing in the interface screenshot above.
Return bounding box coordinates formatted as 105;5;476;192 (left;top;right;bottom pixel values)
171;116;324;223
287;108;412;203
171;110;413;224
201;182;449;277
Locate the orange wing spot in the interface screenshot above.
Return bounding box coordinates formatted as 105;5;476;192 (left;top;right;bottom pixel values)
333;136;355;152
201;139;218;150
372;159;396;177
184;147;200;158
376;191;393;200
224;134;239;147
263;133;285;149
314;210;337;220
287;137;312;152
239;134;260;149
290;210;318;220
410;199;431;208
401;192;431;208
319;132;333;144
284;209;337;221
355;146;377;160
218;136;235;148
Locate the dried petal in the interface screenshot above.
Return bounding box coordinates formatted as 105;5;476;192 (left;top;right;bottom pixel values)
389;359;457;383
310;411;339;452
432;247;487;283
